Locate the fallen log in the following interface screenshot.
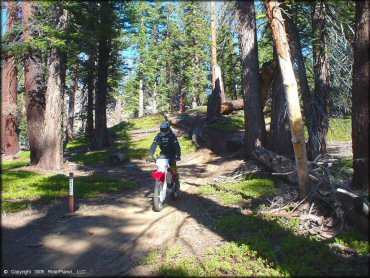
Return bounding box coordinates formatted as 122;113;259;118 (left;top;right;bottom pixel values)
225;133;245;152
252;144;368;234
221;99;244;115
252;145;299;185
191;126;206;147
110;151;128;166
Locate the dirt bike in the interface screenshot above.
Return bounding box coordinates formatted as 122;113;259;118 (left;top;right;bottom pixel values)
148;155;180;212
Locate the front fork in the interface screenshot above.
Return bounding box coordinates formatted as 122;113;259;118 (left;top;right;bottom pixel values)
159;170;168;203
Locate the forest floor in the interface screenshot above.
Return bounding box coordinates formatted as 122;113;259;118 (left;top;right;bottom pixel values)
2;147;248;276
1;114;368;276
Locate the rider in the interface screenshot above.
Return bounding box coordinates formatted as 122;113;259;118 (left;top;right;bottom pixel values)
147;122;181;190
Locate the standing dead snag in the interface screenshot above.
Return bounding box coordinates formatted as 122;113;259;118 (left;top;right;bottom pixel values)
265;0;309;199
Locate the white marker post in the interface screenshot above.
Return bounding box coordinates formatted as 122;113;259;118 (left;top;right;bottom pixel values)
69;173;74;213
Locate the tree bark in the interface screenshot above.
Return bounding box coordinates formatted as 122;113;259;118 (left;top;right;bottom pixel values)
352;0;369;190
310;0;330;159
90;2;112;150
1;0;19;156
269;58;293;157
153;80;158;114
211;1;225;103
282;4;313;154
66;64;78;142
138;79;144;117
221;99;244;115
85;54;95;138
38;9;68;170
260;60;278;107
236;0;266;157
179;79;185;113
23;1;46;164
206;74;221;122
265;0;309;199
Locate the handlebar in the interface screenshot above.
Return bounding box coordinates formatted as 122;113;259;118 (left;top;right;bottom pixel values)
146;156;181;163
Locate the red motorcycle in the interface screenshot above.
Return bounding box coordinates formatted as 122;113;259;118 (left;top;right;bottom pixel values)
149;155;180;211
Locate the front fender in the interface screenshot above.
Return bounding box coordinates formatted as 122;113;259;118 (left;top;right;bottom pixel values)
152;170;166;183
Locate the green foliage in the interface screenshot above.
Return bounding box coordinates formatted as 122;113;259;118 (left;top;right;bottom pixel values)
1;151;30;170
215;211;367;276
328;117;351;141
219;191;244;205
65;114;196;164
217;2;243;100
122;1;210;115
139;250;161;265
149;241;284;277
208;113;245;132
130;114;166;130
335;232;369;255
70;149;112;165
65;137;90;151
186;105;207;113
200;175;276;204
164;246;183;262
199;184;218;196
1;161;30;171
2;170;135;212
226;177;276;198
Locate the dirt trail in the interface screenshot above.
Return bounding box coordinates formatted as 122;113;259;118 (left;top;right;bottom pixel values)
2;148;245;276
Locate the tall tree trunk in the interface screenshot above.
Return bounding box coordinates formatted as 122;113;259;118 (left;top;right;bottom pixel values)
113;99;122;125
310;0;329;160
38;9;68;170
153;80;158;114
91;3;112;150
85;54;95;138
352;0;369;190
1;0;19;156
236;0;266;157
269;54;293;157
178;79;185;113
66;64;78;142
138;79;144;117
210;1;226;103
282;4;315;159
23;1;45;164
211;0;217;87
265;0;309;199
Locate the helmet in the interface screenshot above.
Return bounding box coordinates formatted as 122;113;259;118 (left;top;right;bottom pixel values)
160;122;170;135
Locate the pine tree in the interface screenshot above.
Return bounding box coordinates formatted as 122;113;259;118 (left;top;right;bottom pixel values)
236;0;266;156
1;0;20;156
352;0;369;190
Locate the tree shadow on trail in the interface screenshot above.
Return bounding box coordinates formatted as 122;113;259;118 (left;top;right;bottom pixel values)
166;189;368;277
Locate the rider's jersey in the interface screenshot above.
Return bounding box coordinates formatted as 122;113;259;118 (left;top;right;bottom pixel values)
149;131;181;159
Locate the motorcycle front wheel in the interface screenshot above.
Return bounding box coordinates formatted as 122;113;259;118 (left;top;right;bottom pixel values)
153;180;164;211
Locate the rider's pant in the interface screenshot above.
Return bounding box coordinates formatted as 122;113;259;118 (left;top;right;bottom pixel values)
169;160;180;189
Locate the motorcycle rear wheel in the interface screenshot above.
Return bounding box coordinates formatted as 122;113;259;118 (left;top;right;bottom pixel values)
153;180;164;211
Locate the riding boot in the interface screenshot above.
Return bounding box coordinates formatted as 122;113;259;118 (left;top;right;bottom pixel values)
174;174;180;190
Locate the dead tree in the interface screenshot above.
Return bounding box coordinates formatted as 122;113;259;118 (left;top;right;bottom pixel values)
265;0;309;199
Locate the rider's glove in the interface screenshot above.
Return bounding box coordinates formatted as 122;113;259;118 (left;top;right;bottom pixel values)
146;156;155;162
175;157;181;162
